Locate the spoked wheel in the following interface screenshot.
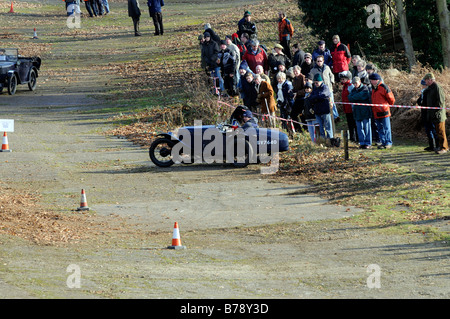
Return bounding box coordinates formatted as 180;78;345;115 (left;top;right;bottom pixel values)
232;139;252;168
149;138;175;167
28;70;37;91
7;74;17;95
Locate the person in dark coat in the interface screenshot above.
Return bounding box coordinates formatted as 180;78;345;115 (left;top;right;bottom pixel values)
204;24;221;45
423;73;448;154
242;110;259;130
292;43;305;67
128;0;141;36
242;72;259;112
300;53;313;79
309;73;334;140
201;32;225;93
238;10;257;38
147;0;164;36
417;79;437;151
218;40;238;97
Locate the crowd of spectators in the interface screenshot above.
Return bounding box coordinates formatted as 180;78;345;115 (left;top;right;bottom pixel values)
199;10;448;154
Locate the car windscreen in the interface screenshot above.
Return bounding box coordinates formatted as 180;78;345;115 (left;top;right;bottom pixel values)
0;49;18;62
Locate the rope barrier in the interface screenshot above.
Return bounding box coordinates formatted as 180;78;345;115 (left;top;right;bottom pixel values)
334;101;450;111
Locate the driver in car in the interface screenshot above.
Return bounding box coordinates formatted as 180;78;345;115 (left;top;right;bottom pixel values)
0;49;6;61
242;110;259;130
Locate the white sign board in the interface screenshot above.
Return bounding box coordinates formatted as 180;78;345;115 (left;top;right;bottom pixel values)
0;119;14;132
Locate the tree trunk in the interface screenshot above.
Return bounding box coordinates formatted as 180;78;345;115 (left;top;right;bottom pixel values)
394;0;416;69
436;0;450;68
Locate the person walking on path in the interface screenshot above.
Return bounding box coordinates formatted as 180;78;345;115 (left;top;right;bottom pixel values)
148;0;164;36
423;73;448;154
128;0;141;36
278;11;294;60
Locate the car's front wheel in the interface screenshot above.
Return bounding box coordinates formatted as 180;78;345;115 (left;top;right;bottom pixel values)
149;138;175;167
28;69;37;91
7;74;17;95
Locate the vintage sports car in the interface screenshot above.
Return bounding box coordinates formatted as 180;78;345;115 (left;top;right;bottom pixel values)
149;106;289;168
0;48;41;95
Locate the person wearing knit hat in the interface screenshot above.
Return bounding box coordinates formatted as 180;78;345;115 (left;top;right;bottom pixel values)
370;73;395;149
423;73;448;154
238;9;257;38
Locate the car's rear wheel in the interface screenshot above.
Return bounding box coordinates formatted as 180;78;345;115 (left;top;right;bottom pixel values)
28;70;37;91
7;74;17;95
149;138;175;167
233;139;252;168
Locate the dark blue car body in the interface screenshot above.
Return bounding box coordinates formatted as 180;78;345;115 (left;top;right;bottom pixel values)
149;120;289;168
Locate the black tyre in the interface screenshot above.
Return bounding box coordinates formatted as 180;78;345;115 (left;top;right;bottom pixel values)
28;69;37;91
149;138;175;167
7;74;17;95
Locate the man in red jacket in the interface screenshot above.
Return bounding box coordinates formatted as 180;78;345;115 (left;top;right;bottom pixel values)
369;73;395;149
242;39;268;74
330;35;351;83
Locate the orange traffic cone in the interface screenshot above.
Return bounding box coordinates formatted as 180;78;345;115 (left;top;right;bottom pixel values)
1;132;11;152
167;222;186;249
76;189;90;211
9;1;14;13
32;28;38;39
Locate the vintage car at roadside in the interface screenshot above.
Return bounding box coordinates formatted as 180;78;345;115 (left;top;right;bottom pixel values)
0;48;41;95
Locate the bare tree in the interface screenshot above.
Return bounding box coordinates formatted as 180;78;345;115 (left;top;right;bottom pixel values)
436;0;450;67
394;0;416;69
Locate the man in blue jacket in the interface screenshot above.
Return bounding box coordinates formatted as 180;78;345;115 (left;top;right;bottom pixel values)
148;0;164;35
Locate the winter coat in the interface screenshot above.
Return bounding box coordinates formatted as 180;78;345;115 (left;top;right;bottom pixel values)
330;42;351;74
201;39;220;70
308;64;334;89
292;49;305;67
425;82;447;123
309;83;332;115
128;0;141;18
371;81;395;119
147;0;164;13
300;61;313;78
348;84;371;121
303;93;315;120
242;80;259;109
217;48;236;76
238;20;257;38
312;48;332;67
204;28;221;45
268;53;291;76
257;80;277;114
242;47;268;74
278;17;294;42
341;80;354;113
242;117;259;130
292;74;306;100
276;80;295;114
